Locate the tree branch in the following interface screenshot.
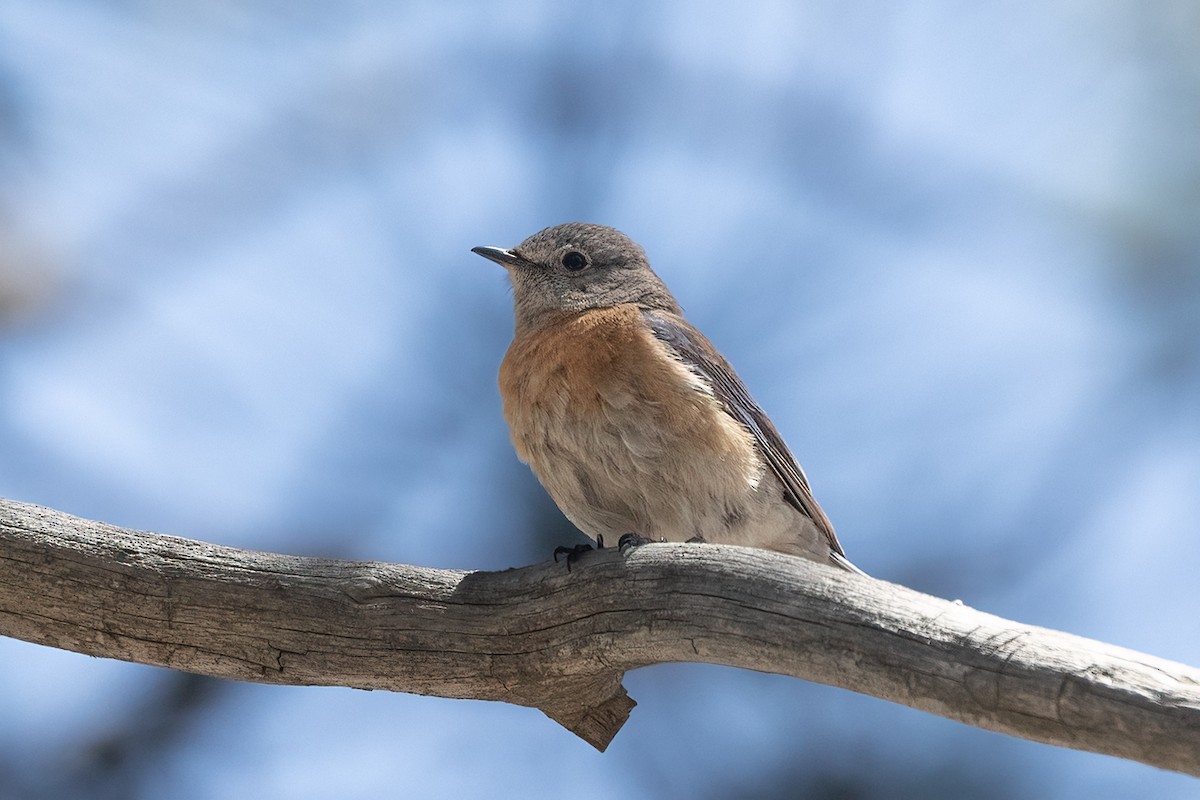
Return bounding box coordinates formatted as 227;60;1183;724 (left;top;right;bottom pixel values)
1;498;1198;771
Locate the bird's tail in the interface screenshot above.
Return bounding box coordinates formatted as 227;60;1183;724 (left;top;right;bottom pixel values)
830;551;869;577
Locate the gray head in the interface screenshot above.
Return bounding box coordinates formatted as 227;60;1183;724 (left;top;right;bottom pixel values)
472;223;681;331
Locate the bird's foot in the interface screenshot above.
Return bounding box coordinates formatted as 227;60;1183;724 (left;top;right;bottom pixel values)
617;532;654;555
553;539;600;572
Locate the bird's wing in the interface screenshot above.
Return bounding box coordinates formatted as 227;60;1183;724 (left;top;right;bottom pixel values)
642;309;855;566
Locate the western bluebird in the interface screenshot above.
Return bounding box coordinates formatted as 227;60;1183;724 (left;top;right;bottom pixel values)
473;223;862;574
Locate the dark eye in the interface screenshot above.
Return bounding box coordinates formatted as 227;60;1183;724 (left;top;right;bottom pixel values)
561;251;588;271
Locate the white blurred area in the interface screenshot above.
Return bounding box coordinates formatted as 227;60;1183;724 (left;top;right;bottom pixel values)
0;3;1197;799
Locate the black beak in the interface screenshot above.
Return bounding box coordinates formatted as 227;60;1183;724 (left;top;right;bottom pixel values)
471;246;526;269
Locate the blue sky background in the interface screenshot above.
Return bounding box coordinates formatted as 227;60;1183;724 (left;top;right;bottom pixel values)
1;3;1198;798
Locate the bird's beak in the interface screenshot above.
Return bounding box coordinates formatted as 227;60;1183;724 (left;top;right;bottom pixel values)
471;246;526;269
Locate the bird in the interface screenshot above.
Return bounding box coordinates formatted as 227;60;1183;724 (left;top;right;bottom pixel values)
472;223;862;574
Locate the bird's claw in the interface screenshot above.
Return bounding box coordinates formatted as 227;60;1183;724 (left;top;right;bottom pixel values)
617;532;654;554
553;543;595;572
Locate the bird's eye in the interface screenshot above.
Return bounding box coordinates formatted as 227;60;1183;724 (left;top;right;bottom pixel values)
561;251;588;271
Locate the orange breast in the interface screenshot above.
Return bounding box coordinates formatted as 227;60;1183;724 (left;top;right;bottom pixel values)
500;306;724;455
498;305;763;533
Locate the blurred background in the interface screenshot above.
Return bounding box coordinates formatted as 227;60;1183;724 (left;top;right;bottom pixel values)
1;2;1198;798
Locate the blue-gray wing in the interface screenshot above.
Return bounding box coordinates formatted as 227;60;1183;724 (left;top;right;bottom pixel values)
643;309;853;564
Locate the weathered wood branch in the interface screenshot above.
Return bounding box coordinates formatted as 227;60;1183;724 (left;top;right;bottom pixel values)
1;497;1197;772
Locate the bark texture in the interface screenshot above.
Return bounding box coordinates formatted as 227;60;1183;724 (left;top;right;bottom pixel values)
1;498;1198;772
